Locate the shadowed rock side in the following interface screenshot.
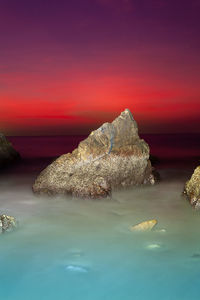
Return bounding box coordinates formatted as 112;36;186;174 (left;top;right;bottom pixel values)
0;133;20;168
33;109;156;198
184;166;200;209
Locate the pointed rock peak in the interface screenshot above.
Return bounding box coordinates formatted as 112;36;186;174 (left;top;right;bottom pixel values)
120;108;134;120
111;108;138;138
113;108;136;126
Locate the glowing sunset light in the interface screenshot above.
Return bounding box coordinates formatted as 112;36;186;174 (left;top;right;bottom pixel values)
0;0;199;135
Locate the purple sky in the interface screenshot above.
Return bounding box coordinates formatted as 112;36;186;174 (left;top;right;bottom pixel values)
0;0;200;135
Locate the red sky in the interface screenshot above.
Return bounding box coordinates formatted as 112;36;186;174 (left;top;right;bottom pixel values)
0;0;200;135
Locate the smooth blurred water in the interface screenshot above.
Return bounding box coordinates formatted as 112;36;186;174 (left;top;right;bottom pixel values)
0;135;200;300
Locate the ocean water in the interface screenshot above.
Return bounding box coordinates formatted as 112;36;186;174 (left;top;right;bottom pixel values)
0;134;200;300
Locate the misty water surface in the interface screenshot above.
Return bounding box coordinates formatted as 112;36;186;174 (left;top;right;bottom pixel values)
0;135;200;300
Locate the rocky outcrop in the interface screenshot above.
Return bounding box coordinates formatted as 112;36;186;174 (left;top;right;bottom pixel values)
0;133;20;167
0;215;18;234
33;109;156;198
129;219;157;232
184;166;200;209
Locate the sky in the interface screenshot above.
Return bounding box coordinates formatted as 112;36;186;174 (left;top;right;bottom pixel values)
0;0;200;135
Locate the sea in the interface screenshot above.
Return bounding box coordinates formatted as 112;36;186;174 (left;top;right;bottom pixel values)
0;134;200;300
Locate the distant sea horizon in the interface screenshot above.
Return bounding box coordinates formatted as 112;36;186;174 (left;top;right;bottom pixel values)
8;133;200;159
2;133;198;177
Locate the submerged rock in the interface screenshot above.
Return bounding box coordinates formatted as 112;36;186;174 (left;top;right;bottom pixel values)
183;166;200;209
155;228;166;233
191;253;200;259
146;243;161;250
0;214;18;234
33;109;156;198
65;265;89;273
130;219;158;232
0;133;20;168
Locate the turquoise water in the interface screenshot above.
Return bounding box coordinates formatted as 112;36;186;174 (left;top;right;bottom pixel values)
1;167;200;300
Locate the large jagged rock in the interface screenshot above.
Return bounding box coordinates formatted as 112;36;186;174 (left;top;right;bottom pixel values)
33;109;156;198
0;133;20;167
184;166;200;209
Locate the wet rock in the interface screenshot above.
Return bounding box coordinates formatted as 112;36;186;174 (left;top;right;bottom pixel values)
65;265;89;273
130;219;158;232
155;228;166;233
146;243;161;249
0;133;20;168
0;214;18;234
33;109;156;198
183;166;200;209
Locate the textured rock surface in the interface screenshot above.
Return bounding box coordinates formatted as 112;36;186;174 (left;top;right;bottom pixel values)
129;219;158;232
33;109;156;198
0;133;20;167
0;215;18;234
184;166;200;209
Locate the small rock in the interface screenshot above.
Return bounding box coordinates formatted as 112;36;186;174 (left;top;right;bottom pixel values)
146;243;161;250
183;166;200;209
0;220;2;234
155;229;166;233
0;214;18;234
130;219;157;232
65;265;88;273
